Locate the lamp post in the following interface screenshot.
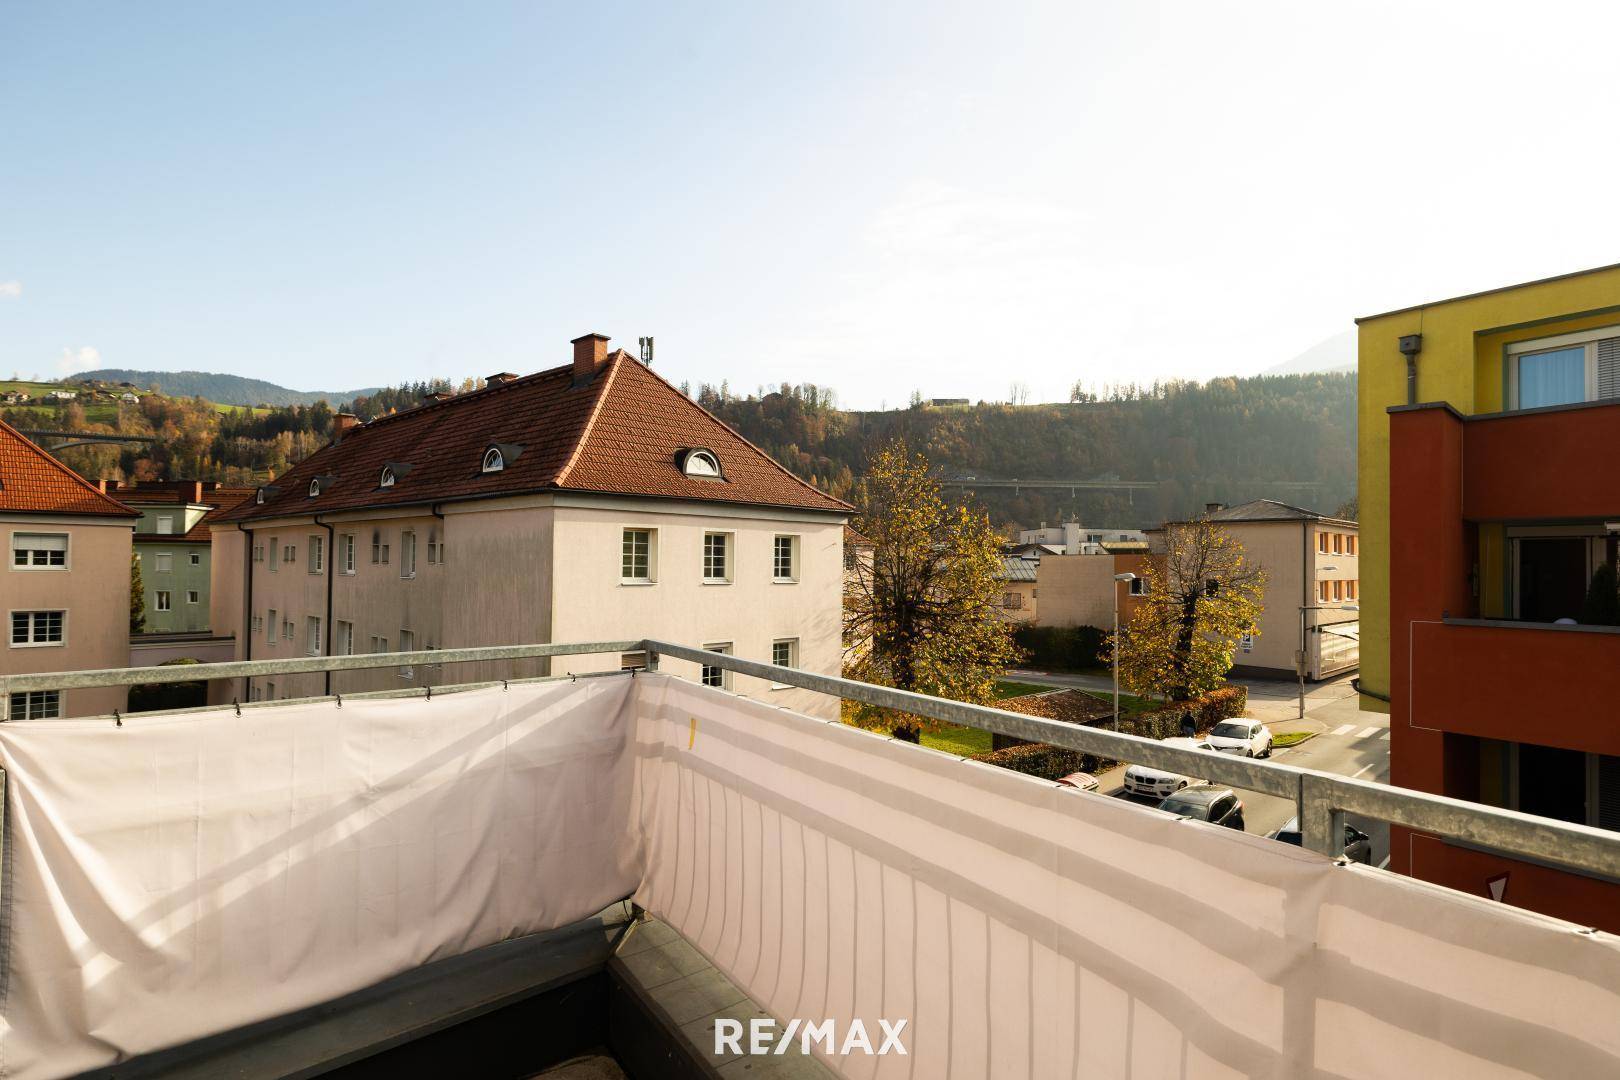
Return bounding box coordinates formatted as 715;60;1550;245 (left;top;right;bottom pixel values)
1112;572;1136;729
1298;565;1337;719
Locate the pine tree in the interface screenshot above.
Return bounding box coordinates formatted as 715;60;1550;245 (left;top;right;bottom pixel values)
129;551;147;634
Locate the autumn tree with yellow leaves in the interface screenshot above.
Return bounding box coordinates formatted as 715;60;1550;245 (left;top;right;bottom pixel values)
1117;519;1266;703
843;441;1022;741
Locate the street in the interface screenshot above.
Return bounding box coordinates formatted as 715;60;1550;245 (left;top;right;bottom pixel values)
1011;669;1392;864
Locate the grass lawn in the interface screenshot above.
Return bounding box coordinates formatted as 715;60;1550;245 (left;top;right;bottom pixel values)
1074;687;1159;718
1271;730;1316;749
994;679;1054;699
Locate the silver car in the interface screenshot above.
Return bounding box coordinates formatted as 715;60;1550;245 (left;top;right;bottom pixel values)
1122;737;1218;798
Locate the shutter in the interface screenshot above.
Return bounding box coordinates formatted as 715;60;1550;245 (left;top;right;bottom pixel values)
1598;337;1620;400
1598;755;1620;831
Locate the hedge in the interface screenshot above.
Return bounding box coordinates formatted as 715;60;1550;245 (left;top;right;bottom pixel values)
972;743;1104;780
1012;625;1108;671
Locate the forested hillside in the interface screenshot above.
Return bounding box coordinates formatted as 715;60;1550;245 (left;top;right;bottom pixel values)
692;372;1357;529
69;369;381;408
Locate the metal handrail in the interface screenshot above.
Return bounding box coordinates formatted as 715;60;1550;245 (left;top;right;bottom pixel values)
4;638;1619;886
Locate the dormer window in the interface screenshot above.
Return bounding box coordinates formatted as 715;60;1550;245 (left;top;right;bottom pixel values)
256;489;266;505
379;466;396;488
679;448;723;479
308;479;322;497
482;447;504;474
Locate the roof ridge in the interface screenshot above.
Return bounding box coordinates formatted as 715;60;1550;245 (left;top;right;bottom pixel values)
351;365;570;434
553;355;625;488
0;416;139;516
619;359;854;511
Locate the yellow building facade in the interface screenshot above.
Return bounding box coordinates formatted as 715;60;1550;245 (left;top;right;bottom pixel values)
1355;261;1620;709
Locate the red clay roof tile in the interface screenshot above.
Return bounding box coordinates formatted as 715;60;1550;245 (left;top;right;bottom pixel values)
0;419;139;518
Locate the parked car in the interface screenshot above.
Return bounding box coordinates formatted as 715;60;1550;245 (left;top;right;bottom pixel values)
1157;784;1245;830
1269;817;1372;863
1121;737;1218;799
1056;772;1099;792
1207;719;1274;758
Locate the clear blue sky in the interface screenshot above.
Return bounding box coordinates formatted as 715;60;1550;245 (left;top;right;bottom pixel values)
5;2;1620;407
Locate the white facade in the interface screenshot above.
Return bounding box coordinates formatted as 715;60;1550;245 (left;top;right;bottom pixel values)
1017;521;1148;555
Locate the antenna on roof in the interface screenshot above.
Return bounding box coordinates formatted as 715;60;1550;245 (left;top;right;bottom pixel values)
638;336;654;366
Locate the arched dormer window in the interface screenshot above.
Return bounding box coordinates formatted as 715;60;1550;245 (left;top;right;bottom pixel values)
256;489;267;505
679;447;723;479
379;466;396;488
482;446;504;474
308;478;322;497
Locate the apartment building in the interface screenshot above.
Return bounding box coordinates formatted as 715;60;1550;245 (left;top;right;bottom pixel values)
1358;264;1620;929
1150;500;1359;680
106;480;255;633
1017;521;1148;555
996;555;1039;623
1;418;138;719
213;335;851;718
1034;550;1159;630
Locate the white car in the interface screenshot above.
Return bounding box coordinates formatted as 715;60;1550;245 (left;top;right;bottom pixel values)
1206;719;1273;758
1122;737;1218;799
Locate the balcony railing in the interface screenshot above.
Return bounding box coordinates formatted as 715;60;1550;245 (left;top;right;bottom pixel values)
4;638;1619;881
1458;398;1620;521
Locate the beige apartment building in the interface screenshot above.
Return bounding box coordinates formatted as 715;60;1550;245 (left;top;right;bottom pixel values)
213;335;851;718
1035;550;1159;630
1;419;138;719
1154;500;1359;680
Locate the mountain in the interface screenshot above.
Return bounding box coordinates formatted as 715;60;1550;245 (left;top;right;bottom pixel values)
69;369;381;408
1261;331;1356;376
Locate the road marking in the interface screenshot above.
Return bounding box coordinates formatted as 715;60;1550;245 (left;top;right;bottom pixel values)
1331;723;1356;736
1352;763;1378;779
1379;729;1390;739
1378;855;1391;869
1356;725;1380;739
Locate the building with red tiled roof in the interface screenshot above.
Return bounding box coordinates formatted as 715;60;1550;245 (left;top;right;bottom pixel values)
1;418;138;720
103;480;256;635
209;335;852;717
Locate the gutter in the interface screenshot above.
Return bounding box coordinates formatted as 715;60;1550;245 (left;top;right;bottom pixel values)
314;514;336;696
240;524;255;703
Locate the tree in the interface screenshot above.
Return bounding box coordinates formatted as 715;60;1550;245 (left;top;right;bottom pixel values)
1117;520;1266;702
1334;495;1359;521
1581;562;1620;626
843;441;1022;740
129;551;147;633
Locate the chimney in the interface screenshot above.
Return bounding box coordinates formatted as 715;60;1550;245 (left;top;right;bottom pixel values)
1205;502;1225;514
572;333;611;385
484;373;518;386
189;481;203;503
333;412;360;443
423;390;452;402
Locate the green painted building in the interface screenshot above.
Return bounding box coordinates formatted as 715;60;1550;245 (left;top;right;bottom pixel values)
105;480;256;634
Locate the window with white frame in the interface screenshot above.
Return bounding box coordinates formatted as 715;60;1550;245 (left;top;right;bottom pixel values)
371;530;381;564
186;590;199;605
11;532;67;568
269;541;279;571
622;528;655;582
427;529;437;564
1002;591;1023;609
701;642;733;688
306;616;322;655
189;552;201;566
154;553;172;573
482;446;504;473
267;609;278;642
10;610;64;646
335;620;354;655
308;535;324;574
398;628;415;678
772;638;798;668
773;535;798;582
283;617;294;639
9;690;61;719
370;634;388;654
1130;577;1148;596
1508;324;1620;410
156;515;174;535
251;614;262;632
284;544;295;564
702;532;731;582
400;530;416;578
342;534;356;574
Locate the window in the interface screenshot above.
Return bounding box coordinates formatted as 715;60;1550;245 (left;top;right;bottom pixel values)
308;478;322;498
342;534;356;574
9;690;61;719
266;682;275;701
1317;531;1329;554
1332;533;1343;554
1346;580;1358;600
1508;325;1620;409
156;515;174;535
427;529;437;564
400;530;416;578
482;446;504;473
11;610;64;646
398;628;415;678
155;591;171;611
371;530;381;564
252;614;262;632
267;609;278;643
11;532;67;568
269;541;279;571
154;553;173;573
189;552;201;566
308;536;324;574
285;544;295;564
186;590;199;605
336;620;354;656
622;528;654;582
703;532;731;582
1318;581;1329;603
370;635;389;654
380;466;396;488
1002;592;1023;609
772;638;797;667
306;616;322;656
1331;579;1342;602
682;448;722;478
1345;535;1357;556
1129;577;1148;596
284;617;294;640
773;535;798;582
701;643;733;688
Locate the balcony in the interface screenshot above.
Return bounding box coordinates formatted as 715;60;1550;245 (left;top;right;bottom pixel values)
1459;398;1620;522
1408;618;1620;753
2;643;1620;1078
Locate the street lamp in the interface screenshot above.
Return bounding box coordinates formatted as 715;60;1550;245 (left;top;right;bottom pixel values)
1298;565;1337;719
1112;572;1136;729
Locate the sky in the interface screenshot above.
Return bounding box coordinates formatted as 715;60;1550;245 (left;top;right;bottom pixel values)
5;1;1620;408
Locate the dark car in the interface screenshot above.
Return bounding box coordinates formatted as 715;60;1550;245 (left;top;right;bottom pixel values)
1269;817;1372;863
1156;784;1245;830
